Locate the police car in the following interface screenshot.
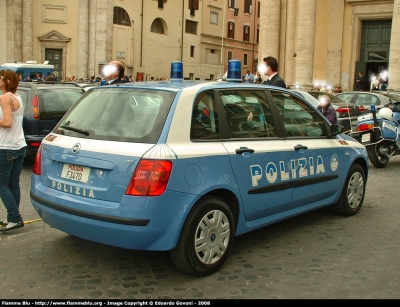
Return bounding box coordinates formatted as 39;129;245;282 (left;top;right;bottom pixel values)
30;61;369;276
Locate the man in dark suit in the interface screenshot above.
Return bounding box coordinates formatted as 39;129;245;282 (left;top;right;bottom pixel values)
263;56;286;88
356;71;365;91
102;60;125;85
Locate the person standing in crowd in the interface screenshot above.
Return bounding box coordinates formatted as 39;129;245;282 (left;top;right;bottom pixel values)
379;71;388;90
102;61;125;85
0;70;27;232
317;94;337;125
244;70;254;83
356;71;365;91
370;74;380;91
253;71;263;84
263;56;286;88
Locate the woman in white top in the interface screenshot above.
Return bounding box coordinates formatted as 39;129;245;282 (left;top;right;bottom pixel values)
0;69;27;232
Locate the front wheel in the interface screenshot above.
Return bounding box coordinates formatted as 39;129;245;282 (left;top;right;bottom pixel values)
332;164;366;216
367;144;390;168
170;196;235;276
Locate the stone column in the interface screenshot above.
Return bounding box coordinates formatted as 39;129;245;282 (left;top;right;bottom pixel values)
326;0;344;88
283;0;298;87
93;0;112;75
259;0;280;61
295;0;317;89
88;0;97;77
22;0;33;62
13;0;23;63
389;0;400;89
77;0;89;80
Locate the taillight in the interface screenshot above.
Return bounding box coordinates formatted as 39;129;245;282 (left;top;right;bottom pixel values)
126;160;172;196
356;123;375;131
32;95;40;119
336;107;350;113
32;144;42;175
359;106;365;113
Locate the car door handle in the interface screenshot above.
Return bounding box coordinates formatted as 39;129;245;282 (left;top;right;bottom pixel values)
235;147;255;154
294;145;308;151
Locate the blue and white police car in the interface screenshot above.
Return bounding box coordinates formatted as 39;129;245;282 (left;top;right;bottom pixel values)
30;61;369;276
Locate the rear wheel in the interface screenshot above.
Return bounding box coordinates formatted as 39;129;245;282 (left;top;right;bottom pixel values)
367;144;390;168
332;164;366;216
170;196;235;276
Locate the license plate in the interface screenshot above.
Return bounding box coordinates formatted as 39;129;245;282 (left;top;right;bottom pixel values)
61;163;91;183
361;133;371;143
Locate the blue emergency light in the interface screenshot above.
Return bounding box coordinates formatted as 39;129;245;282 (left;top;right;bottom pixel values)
227;60;242;82
170;61;183;81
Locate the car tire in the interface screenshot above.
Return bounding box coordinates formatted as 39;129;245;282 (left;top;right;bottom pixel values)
332;164;366;216
367;144;390;168
169;196;235;276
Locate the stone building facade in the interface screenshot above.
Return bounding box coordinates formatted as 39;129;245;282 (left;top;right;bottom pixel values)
0;0;259;82
259;0;400;91
1;0;399;90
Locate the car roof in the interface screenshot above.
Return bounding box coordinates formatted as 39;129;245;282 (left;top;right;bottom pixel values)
18;82;86;92
87;80;294;92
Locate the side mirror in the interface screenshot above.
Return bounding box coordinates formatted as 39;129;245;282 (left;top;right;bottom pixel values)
329;124;344;137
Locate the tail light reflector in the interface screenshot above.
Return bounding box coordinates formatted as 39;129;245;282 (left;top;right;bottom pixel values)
32;95;40;119
29;141;42;148
126;159;172;196
336;107;350;113
32;144;42;175
356;123;375;131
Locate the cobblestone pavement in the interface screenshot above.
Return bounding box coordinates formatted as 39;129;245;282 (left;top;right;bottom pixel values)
1;156;400;299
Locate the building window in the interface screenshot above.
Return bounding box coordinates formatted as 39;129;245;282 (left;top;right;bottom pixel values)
243;25;250;41
228;51;233;62
189;0;199;16
186;20;198;34
113;7;131;26
244;53;248;66
158;0;167;9
210;11;218;24
244;0;252;14
150;18;164;34
227;22;235;39
228;0;236;9
258;1;260;18
190;46;195;57
257;28;259;43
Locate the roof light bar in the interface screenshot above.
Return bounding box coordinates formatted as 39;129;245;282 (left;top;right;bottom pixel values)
227;60;242;82
170;61;183;81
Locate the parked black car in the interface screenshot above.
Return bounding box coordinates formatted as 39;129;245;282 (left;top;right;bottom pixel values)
17;82;85;156
294;90;364;132
336;91;393;114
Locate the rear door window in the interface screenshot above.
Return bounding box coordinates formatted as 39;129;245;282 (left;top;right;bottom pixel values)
39;89;84;120
16;89;28;110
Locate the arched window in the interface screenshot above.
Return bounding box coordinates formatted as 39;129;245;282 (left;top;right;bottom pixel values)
113;7;131;26
151;18;164;34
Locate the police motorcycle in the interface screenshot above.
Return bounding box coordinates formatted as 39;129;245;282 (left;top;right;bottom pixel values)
349;102;400;168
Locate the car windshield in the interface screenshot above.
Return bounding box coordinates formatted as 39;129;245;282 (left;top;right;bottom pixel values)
54;87;177;143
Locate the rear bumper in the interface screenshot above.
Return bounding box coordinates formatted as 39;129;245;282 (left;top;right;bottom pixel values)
30;175;198;251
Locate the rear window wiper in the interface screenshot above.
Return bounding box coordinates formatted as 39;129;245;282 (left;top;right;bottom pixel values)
59;125;90;136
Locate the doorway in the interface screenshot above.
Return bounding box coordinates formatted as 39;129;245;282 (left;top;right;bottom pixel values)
355;20;391;91
45;49;63;80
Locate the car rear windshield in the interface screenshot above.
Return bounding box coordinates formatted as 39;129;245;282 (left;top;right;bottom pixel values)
54;87;176;143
